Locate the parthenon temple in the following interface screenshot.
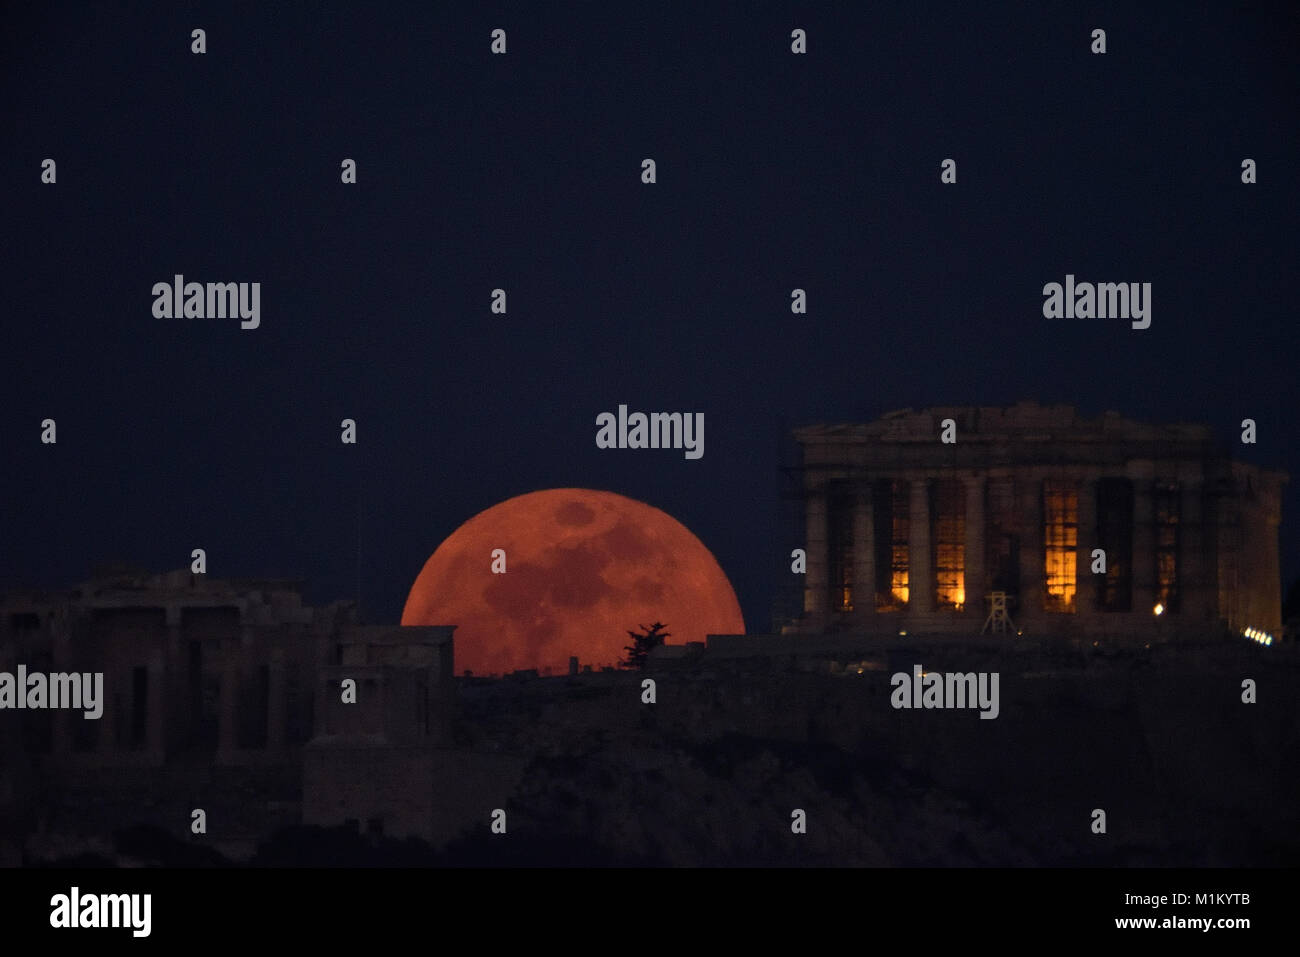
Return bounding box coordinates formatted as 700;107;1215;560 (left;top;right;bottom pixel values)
789;403;1285;640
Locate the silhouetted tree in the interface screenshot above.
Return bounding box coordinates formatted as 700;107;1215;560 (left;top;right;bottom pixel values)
621;622;670;669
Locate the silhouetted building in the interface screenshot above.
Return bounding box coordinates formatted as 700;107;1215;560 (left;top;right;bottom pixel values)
303;625;456;839
0;566;453;771
790;403;1286;640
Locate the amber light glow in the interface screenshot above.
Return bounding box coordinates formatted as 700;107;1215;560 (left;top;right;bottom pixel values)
933;480;965;609
1043;480;1078;612
401;488;746;676
891;579;910;605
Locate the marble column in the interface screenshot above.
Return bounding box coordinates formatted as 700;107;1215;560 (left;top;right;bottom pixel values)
1130;472;1156;615
1261;500;1284;635
97;665;118;758
908;479;933;614
165;604;182;756
803;491;828;630
963;477;986;615
852;485;875;623
146;649;166;762
50;611;72;757
1178;478;1210;623
217;650;239;761
1075;477;1098;615
313;667;330;740
1017;477;1043;618
267;647;287;753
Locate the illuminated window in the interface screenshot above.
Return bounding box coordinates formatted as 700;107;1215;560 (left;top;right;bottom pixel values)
1043;480;1078;612
1154;481;1179;612
931;480;965;609
1096;478;1133;612
874;480;909;610
828;488;855;613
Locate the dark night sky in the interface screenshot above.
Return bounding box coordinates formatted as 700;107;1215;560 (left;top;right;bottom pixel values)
4;2;1298;632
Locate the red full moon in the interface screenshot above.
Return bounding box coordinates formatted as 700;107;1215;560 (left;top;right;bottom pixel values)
400;488;746;676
